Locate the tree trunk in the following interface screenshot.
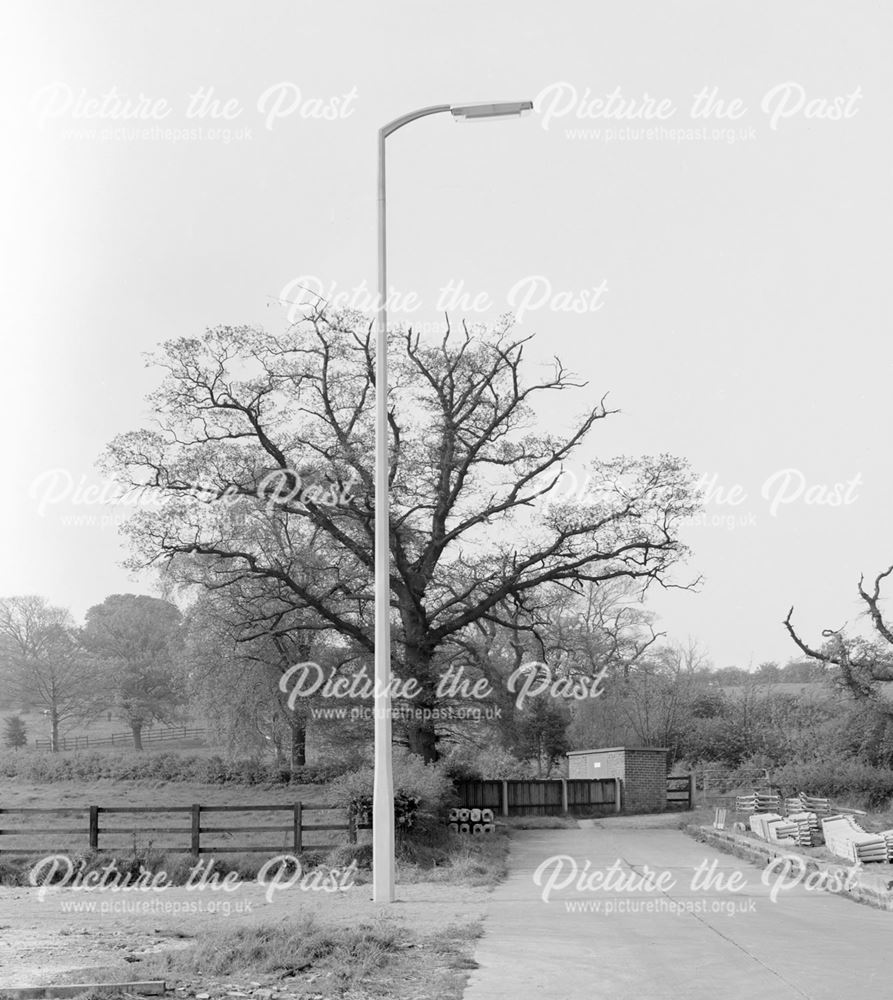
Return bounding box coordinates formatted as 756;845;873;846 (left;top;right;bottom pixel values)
400;640;440;762
405;720;438;762
131;722;144;751
290;717;306;769
51;712;59;753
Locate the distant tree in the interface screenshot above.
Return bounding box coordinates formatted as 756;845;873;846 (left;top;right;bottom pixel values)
756;661;781;683
83;594;184;750
3;714;27;748
710;666;750;686
448;580;660;755
513;699;571;777
180;587;361;769
778;659;827;684
0;596;102;750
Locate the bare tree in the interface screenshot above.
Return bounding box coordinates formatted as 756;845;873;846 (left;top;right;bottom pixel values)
0;596;101;750
784;564;893;706
104;311;700;759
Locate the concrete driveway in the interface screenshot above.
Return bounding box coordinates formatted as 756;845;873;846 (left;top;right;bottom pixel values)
464;815;892;999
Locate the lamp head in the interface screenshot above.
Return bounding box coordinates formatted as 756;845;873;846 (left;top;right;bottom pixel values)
450;101;534;121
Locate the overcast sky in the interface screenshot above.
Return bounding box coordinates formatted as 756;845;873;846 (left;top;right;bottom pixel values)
2;1;890;669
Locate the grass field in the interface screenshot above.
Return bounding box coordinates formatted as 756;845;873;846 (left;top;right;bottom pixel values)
0;774;330;808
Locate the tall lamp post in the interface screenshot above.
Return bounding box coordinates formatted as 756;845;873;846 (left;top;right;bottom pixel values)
374;100;533;903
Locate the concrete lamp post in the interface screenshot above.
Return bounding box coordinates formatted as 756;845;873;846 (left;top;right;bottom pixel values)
373;99;533;904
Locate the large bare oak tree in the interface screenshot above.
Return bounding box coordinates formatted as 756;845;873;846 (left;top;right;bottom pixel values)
105;310;699;760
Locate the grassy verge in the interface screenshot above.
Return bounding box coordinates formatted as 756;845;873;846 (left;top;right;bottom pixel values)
396;829;509;887
0;825;509;890
58;917;483;1000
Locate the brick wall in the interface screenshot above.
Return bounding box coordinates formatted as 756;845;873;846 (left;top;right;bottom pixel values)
567;747;668;812
623;749;668;812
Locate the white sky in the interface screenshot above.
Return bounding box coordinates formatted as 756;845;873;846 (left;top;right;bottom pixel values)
1;1;891;668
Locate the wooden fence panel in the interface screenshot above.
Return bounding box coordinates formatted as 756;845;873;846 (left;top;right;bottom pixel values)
567;778;616;814
454;779;616;817
0;803;349;856
454;780;502;811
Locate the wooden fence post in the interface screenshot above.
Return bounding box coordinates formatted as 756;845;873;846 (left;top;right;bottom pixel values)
501;780;509;818
89;806;99;850
561;779;569;815
688;773;695;810
293;802;303;853
191;803;201;856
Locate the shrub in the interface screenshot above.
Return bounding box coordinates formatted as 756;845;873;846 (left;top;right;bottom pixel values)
438;742;533;780
329;748;456;835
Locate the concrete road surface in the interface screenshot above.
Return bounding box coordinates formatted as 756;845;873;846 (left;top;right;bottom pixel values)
464;815;891;999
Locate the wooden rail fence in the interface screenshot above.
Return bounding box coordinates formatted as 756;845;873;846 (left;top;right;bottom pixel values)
33;726;207;751
455;778;620;817
0;803;351;855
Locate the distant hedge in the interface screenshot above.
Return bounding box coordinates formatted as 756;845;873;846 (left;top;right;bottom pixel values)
765;759;893;810
0;749;352;786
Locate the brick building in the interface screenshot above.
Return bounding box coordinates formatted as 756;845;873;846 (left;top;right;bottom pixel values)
566;746;669;813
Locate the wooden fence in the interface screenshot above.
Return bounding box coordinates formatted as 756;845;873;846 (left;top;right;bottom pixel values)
33;726;207;752
666;774;694;810
455;779;620;817
0;802;351;855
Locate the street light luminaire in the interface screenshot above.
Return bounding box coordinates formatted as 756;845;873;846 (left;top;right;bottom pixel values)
450;101;534;120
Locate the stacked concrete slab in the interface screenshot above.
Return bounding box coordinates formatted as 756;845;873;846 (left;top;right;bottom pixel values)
786;811;821;847
749;812;797;844
822;814;887;863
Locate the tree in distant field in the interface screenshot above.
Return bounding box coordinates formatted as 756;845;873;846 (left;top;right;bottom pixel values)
3;714;27;748
104;311;700;760
0;596;102;751
83;594;184;750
